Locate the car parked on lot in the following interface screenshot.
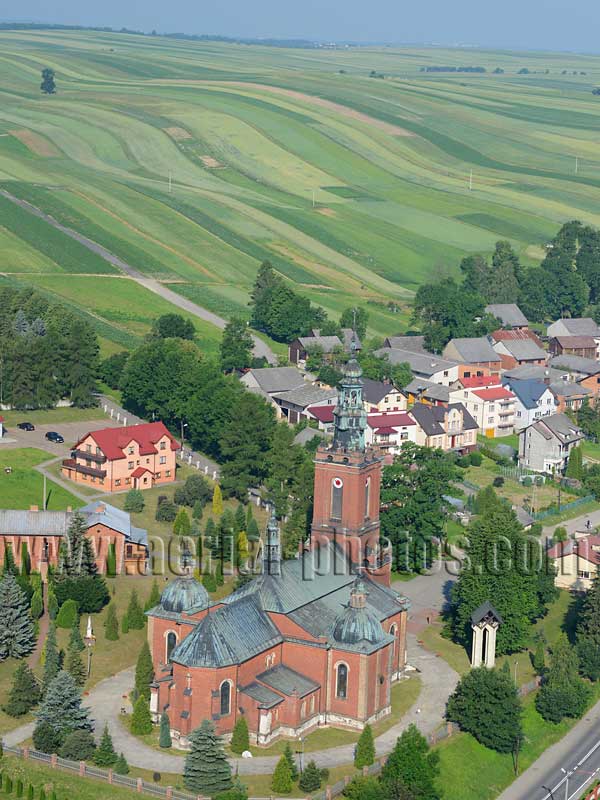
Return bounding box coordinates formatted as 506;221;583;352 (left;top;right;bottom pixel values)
45;431;64;443
17;422;35;431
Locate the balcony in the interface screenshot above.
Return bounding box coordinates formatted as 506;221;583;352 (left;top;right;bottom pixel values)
72;449;107;464
62;459;106;479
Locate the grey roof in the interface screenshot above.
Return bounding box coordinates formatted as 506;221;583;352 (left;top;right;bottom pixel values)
240;682;284;709
170;595;283;668
272;385;337;409
471;600;503;626
404;378;450;403
444;337;501;364
332;602;386;646
503;378;552;410
549;355;600;376
256;664;319;698
362;378;399;405
529;413;584;445
485;304;528;328
549;381;592;398
297;335;343;353
293;427;327;446
513;506;534;528
81;501;148;547
383;335;427;353
243;367;305;395
375;348;458;377
503;365;568;383
496;338;547;361
409;402;477;436
548;318;600;337
159;577;208;615
0;509;72;537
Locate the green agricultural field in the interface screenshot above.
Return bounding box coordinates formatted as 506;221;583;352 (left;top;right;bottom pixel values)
0;447;83;510
1;30;600;345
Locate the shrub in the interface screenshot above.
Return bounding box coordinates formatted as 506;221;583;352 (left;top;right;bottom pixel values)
469;451;483;467
522;476;532;487
59;729;96;761
130;696;153;735
230;717;249;755
492;476;505;488
456;455;470;468
202;572;217;593
124;489;145;513
299;761;322;792
155;500;177;522
33;721;62;754
55;599;79;629
271;755;293;794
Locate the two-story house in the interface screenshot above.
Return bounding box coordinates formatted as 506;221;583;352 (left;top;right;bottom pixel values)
375;347;460;386
449;385;516;438
362;379;407;412
485;303;529;330
490;337;547;370
547;318;600;359
62;421;180;492
442;337;502;380
518;413;584;474
365;412;417;457
410;403;478;453
502;378;557;430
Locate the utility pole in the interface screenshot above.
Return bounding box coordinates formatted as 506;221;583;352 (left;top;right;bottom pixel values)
43;474;47;511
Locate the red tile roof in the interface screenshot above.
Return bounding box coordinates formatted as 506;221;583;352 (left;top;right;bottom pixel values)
131;466;153;479
367;412;415;428
459;376;501;389
491;329;543;345
307;405;335;423
547;535;600;566
76;422;179;461
472;387;515;401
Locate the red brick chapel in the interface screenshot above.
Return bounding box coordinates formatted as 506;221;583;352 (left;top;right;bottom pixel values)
147;351;410;747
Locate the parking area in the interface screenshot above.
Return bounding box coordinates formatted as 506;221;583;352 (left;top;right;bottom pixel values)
0;417;119;459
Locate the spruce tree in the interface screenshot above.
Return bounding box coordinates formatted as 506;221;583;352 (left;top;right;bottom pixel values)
65;642;87;686
130;696;153;735
159;711;172;748
135;641;154;700
114;753;129;775
42;623;60;691
3;663;41;717
183;720;232;796
93;724;118;767
212;484;223;516
104;603;119;641
531;639;546;676
144;580;161;612
354;723;375;768
192;499;204;520
173;508;191;537
282;741;299;781
380;724;440;800
566;445;583;480
30;590;43;621
230;716;249;754
0;573;36;661
126;591;145;630
536;634;590;723
271;755;293;794
20;542;31;576
205;518;217;555
35;671;91;744
577;571;600;680
59;729;96;761
69;618;85;652
247;517;260;542
234;504;246;533
298;760;322;792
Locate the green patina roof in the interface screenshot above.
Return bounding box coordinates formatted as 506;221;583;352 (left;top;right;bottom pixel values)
256;664;319;698
159;576;209;614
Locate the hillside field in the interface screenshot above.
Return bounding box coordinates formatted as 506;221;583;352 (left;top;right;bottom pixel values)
2;30;600;346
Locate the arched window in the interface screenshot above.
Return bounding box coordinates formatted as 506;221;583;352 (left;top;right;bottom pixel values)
364;477;371;520
166;631;177;662
336;663;348;700
220;681;231;716
331;478;343;521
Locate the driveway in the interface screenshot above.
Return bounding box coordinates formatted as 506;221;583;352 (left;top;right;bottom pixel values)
0;419;111;459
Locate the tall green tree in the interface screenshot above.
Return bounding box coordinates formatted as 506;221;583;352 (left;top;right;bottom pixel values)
230;717;249;755
65;641;87;686
183;720;232;796
173;507;192;537
271;755;293;794
220;393;276;498
130;696;153;735
42;622;60;691
3;663;41;717
125;590;145;630
0;573;36;661
93;724;118;767
150;313;195;340
40;67;56;94
159;711;172;748
104;603;119;641
536;634;590;723
566;445;584;480
380;724;440;800
577;571;600;680
340;306;369;339
34;671;91;745
135;641;155;700
220;317;254;373
354;723;375;768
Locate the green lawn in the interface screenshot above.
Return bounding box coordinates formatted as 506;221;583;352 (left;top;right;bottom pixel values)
1;406;107;426
0;448;83;510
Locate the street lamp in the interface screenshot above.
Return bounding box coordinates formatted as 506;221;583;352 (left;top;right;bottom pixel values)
298;736;304;774
560;766;577;800
180;421;188;445
84;615;96;677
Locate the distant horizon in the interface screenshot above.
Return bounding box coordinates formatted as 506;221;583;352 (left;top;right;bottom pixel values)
1;0;599;55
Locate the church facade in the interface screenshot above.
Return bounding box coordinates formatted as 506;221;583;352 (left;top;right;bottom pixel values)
147;352;410;747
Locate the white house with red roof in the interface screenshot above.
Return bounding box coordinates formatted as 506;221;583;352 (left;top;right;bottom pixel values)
547;535;600;591
364;412;417;456
62;421;180;492
450;384;516;438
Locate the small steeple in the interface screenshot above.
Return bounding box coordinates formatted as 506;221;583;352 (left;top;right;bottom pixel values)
349;576;368;609
263;505;281;577
332;336;367;452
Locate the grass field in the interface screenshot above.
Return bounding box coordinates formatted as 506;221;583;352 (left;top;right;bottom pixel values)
0;447;83;510
2;31;600;347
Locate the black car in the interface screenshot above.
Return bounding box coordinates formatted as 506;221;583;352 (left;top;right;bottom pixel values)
17;422;35;431
45;431;64;443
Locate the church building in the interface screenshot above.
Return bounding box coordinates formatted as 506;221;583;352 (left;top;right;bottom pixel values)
147;350;410;747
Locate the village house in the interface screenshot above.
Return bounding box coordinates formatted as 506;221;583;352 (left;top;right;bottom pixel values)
375;347;460;386
241;367;307;416
502;378;557;430
546;535;600;591
409;402;478;453
364;411;417;456
362;378;407;412
271;384;337;425
549;355;600;398
549;336;598;360
547;318;600;358
147;355;410;747
490;337;547;370
518;413;584;474
0;501;148;577
442;337;502;379
382;335;427;352
403;378;450;407
485;303;529;330
550;380;592;414
449;384;516;438
62;421;179;492
288;329;360;367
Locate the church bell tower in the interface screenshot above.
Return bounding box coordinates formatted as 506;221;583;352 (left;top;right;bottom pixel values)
310;343;390;585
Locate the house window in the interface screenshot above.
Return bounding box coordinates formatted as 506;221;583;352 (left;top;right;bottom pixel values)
86;444;92;453
115;479;121;487
128;461;134;470
336;663;348;700
128;447;134;455
220;681;232;716
96;447;102;456
331;478;343;521
579;570;591;579
126;544;133;557
160;456;167;465
464;371;471;378
443;370;448;377
166;631;177;662
160;441;166;450
165;470;171;478
146;458;150;464
125;478;131;485
156;472;161;479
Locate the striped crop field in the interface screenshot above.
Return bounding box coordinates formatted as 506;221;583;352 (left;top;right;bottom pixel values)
2;30;600;345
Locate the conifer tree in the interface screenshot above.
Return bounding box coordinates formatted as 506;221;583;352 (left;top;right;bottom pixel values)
536;634;590;723
230;716;249;754
93;724;118;767
566;445;584;480
42;623;60;691
531;639;546;676
247;517;260;542
196;531;203;570
65;641;86;686
183;720;232;796
192;499;204;520
135;641;154;700
126;590;145;630
144;580;161;611
159;711;172;748
298;760;322;792
121;612;130;634
114;753;130;775
271;754;293;794
380;724;440;800
30;590;43;620
173;507;191;537
354;723;375;768
68;618;85;652
130;696;153;735
104;603;119;641
57;512;98;576
212;484;223;516
234;503;246;533
3;663;41;717
106;543;117;578
0;573;36;661
282;741;299;781
20;542;31;576
577;571;600;680
34;671;91;744
59;729;96;761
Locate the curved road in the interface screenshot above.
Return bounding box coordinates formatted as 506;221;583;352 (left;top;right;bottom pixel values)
0;190;276;365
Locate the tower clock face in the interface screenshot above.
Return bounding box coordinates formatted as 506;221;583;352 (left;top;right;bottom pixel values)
333;477;343;489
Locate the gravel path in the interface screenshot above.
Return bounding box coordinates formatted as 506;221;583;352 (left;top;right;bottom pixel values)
0;190;276;365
